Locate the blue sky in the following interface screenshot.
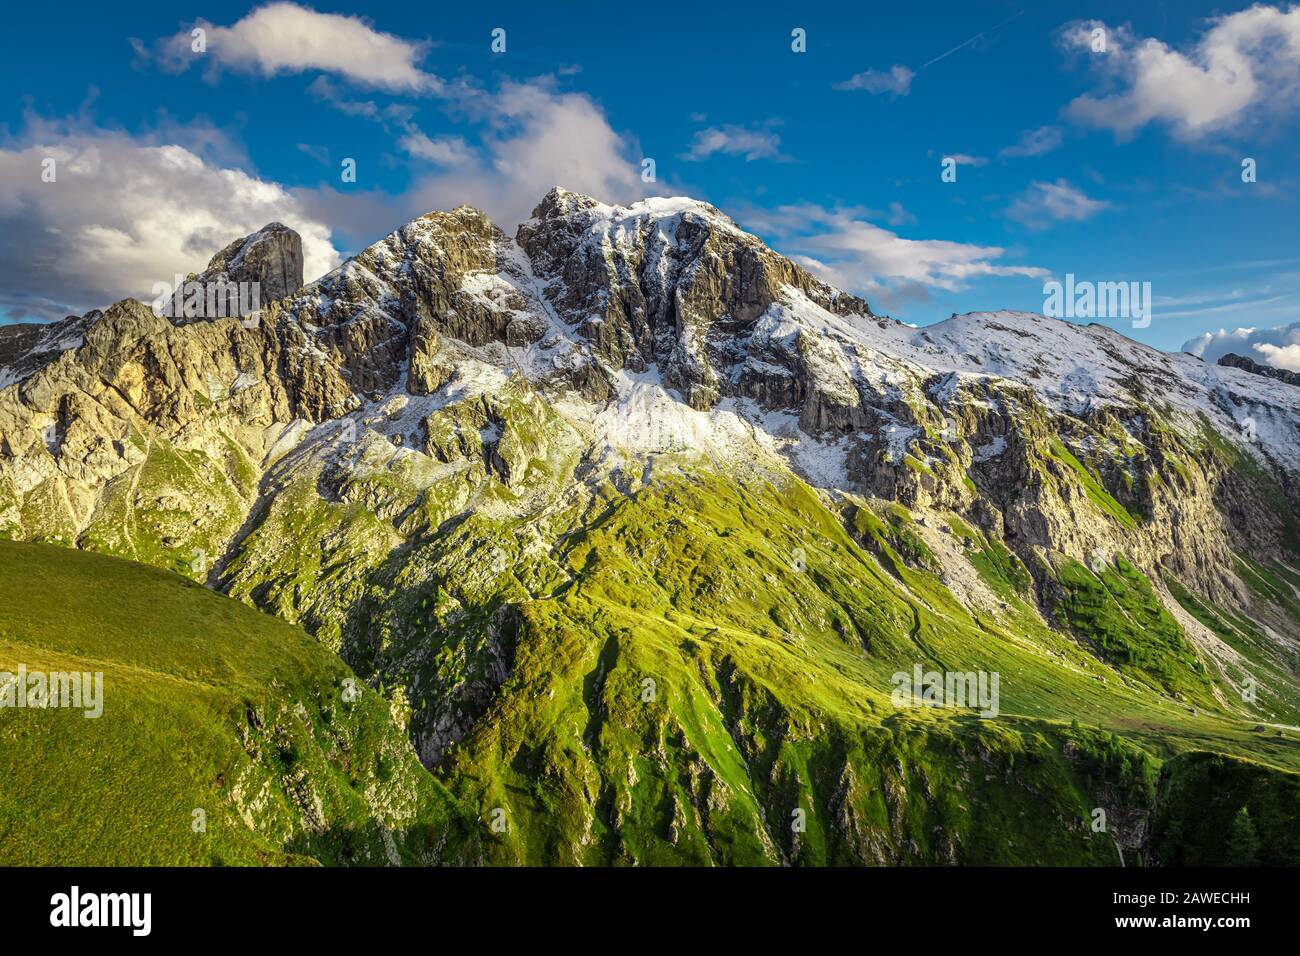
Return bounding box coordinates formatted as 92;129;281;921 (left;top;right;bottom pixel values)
3;1;1300;366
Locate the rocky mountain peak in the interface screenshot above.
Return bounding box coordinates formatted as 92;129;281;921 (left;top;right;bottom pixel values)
160;222;305;322
529;185;602;220
204;221;304;302
5;180;1300;869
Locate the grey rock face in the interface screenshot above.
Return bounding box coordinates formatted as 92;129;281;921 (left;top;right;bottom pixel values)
0;312;101;387
202;222;305;306
517;186;874;411
1218;352;1300;388
163;223;305;322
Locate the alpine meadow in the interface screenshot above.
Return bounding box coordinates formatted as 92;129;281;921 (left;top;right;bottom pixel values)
3;1;1300;896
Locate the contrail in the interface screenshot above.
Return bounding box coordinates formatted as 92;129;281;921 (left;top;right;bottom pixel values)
917;8;1027;71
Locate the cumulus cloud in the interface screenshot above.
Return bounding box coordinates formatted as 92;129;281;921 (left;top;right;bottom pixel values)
299;79;665;241
1006;179;1111;229
133;7;668;249
834;65;914;95
681;123;785;162
0;114;340;322
739;203;1046;306
999;125;1063;158
1060;7;1300;139
1183;322;1300;371
1257;342;1300;370
151;1;441;93
443;80;664;221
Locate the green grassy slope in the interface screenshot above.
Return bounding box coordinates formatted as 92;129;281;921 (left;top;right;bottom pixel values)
1053;555;1213;704
325;462;1300;864
0;540;480;866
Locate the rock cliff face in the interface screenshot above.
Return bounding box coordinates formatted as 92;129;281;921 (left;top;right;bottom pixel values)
163;222;304;321
2;188;1299;864
1219;351;1300;388
204;221;305;305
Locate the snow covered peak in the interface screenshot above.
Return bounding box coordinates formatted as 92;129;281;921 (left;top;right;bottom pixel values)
531;185;602;217
527;187;741;237
257;189;1300;482
862;308;1300;471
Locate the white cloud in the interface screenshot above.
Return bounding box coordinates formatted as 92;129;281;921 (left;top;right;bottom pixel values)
296;142;330;165
0;114;340;322
739;204;1046;305
999;125;1063;158
1006;179;1110;229
154;2;441;93
944;153;988;167
1060;7;1300;139
834;65;914;95
310;75;476;170
681;123;785;162
305;75;412;121
399;131;474;165
451;81;664;221
136;8;666;245
1256;342;1300;370
299;79;665;240
1183;322;1300;371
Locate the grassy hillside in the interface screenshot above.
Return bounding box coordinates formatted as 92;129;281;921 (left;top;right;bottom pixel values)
318;462;1300;864
5;448;1299;865
0;540;480;866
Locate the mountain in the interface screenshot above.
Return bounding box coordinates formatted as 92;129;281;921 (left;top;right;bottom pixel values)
2;187;1299;865
0;538;480;865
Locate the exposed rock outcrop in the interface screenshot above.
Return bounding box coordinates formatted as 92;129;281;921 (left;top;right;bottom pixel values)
1218;351;1300;388
163;222;304;321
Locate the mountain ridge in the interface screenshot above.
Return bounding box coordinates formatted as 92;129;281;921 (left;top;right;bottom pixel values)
2;187;1299;864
